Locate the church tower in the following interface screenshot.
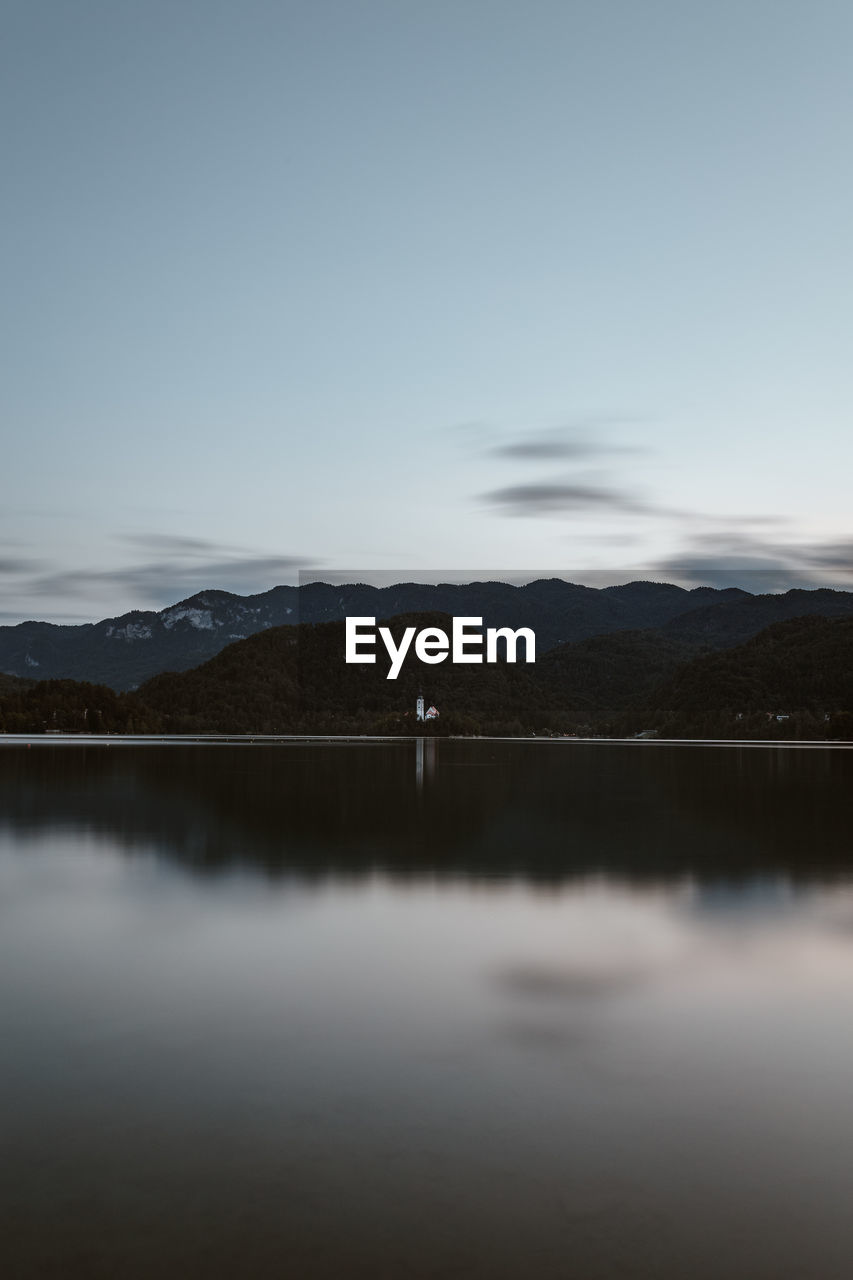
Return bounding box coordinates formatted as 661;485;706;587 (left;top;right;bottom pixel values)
416;691;425;722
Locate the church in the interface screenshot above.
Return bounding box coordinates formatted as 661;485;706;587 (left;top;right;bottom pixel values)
416;692;439;722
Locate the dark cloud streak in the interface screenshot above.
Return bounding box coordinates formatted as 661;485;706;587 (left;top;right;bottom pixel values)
479;479;673;519
485;422;649;463
652;533;853;590
27;555;309;604
474;422;853;591
0;557;48;575
491;440;643;461
483;481;635;516
118;533;234;556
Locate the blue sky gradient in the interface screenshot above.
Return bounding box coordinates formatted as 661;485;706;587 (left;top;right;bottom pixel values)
2;1;852;620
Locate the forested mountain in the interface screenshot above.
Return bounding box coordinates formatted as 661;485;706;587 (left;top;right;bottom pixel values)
0;610;850;739
0;590;299;690
0;673;34;695
614;615;853;740
662;588;853;647
0;577;773;689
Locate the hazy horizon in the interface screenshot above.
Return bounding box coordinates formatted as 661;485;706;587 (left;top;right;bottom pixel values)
4;567;853;631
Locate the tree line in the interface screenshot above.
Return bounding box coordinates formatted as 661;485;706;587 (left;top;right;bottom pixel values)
0;613;850;739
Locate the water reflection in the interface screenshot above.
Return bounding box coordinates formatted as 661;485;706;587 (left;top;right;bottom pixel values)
2;742;853;1278
414;735;437;796
0;740;850;884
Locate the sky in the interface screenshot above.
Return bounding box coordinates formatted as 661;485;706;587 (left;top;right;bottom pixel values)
2;0;852;623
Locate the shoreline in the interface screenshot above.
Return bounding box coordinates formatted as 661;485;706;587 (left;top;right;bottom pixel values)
1;733;851;750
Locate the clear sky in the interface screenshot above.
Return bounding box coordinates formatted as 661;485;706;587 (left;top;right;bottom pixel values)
2;0;852;622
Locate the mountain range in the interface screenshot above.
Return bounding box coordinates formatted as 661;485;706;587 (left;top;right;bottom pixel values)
0;607;850;740
4;578;853;690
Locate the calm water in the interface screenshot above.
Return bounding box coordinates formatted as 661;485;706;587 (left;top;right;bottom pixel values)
2;740;853;1279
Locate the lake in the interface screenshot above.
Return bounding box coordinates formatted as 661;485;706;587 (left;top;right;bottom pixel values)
2;739;853;1278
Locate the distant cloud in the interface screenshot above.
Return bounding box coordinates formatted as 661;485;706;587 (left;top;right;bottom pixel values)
496;962;645;1002
492;440;599;461
118;533;234;556
0;535;321;622
799;540;853;573
27;554;311;606
475;419;662;518
471;417;853;593
0;556;47;575
489;425;647;463
652;533;853;590
479;479;658;518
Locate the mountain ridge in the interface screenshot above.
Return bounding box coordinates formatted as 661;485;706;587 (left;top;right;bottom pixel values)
4;577;845;690
1;610;850;740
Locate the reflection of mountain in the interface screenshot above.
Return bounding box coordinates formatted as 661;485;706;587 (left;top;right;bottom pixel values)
1;742;851;885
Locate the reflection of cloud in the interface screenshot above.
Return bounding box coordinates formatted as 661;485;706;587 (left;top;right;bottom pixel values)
494;954;653;1056
499;1020;582;1051
490;884;853;1065
497;963;645;1001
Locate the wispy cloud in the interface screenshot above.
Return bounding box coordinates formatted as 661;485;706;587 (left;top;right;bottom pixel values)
487;423;647;463
118;533;234;556
28;558;312;607
479;478;661;518
28;559;306;605
476;421;662;518
797;540;853;573
2;535;320;619
0;556;48;575
652;532;853;590
470;418;853;592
